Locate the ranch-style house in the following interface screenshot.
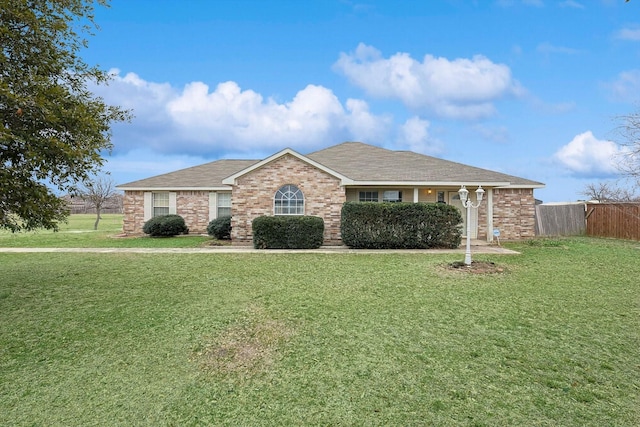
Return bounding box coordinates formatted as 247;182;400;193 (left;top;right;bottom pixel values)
117;142;544;244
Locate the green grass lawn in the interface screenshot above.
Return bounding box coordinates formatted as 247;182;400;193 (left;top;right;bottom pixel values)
0;214;211;248
1;237;639;426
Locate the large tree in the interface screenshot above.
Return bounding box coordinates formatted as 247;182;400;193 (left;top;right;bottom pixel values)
1;0;129;231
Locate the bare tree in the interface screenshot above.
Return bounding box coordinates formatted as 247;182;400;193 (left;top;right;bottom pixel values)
78;176;118;230
581;181;639;202
614;112;640;184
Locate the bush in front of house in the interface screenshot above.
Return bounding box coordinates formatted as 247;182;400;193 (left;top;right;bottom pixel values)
340;202;462;249
142;214;189;237
252;215;324;249
207;215;232;240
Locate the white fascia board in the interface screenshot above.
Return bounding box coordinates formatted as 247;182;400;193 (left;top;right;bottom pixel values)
495;184;546;189
221;148;352;185
116;186;232;191
346;181;512;187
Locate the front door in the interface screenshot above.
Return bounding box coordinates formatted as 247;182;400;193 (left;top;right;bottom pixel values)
449;191;477;238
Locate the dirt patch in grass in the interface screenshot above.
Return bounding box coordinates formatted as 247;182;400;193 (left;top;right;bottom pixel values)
446;260;506;274
193;305;294;377
200;239;232;247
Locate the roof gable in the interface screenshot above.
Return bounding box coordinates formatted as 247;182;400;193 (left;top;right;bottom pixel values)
221;148;352;185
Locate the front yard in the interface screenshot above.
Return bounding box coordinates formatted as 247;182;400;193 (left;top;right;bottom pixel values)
0;237;638;425
0;214;211;248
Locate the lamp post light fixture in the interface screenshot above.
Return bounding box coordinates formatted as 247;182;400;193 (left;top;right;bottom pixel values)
458;185;485;266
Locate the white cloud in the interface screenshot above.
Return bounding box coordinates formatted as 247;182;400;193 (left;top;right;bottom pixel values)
553;131;626;177
604;70;640;102
395;117;442;154
93;70;397;157
344;98;393;143
614;27;640;41
104;69;176;119
333;43;524;120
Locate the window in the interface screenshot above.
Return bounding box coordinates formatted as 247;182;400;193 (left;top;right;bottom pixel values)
437;191;446;203
217;192;231;217
383;190;402;203
359;191;379;202
152;192;170;217
274;184;304;215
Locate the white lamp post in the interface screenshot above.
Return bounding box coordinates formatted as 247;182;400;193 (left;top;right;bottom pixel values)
458;185;485;266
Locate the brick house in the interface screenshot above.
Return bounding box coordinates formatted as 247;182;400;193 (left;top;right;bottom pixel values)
117;142;544;244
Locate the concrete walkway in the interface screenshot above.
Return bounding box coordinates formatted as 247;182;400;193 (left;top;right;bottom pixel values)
0;241;519;255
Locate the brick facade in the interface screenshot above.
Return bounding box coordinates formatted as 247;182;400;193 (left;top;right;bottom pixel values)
492;188;536;240
122;178;536;242
477;202;489;241
230;154;345;244
122;190;211;235
176;191;211;234
122;191;144;234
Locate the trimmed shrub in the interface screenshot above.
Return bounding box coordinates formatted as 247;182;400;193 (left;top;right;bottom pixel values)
341;202;462;249
142;214;189;237
252;215;324;249
207;215;232;240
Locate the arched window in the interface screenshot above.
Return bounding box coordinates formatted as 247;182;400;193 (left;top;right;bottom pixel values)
274;184;304;215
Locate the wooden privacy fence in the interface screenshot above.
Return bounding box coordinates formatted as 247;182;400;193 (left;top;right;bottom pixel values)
586;203;640;241
535;203;586;236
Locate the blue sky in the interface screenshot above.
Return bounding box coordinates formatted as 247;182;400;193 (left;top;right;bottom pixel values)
84;0;639;202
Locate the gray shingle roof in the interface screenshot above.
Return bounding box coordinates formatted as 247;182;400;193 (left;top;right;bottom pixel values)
307;142;543;186
117;159;258;189
117;142;543;189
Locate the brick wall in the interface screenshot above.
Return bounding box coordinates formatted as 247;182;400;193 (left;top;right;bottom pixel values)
477;202;489;240
230;154;345;244
122;190;210;235
123;191;144;234
492;188;536;240
123;184;536;241
176;191;210;233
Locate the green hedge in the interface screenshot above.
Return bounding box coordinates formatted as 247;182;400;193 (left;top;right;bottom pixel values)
340;202;462;249
252;215;324;249
207;215;232;240
142;214;189;237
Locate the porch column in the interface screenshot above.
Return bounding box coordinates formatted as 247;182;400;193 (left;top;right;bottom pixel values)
413;188;419;203
487;188;494;243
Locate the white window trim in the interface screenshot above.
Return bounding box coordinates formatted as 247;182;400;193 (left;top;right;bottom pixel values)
144;191;176;221
358;191;379;202
208;192;232;221
144;192;152;221
168;192;177;215
208;192;217;221
274;185;305;215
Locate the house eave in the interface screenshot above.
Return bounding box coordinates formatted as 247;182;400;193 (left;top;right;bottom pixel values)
496;184;546;189
345;181;513;187
116;186;233;192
